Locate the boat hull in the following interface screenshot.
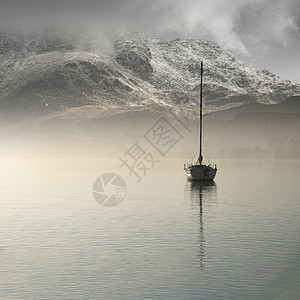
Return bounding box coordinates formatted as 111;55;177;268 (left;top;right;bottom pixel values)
185;164;217;181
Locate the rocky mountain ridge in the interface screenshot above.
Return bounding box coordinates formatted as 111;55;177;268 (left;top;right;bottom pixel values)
1;30;300;121
114;32;300;109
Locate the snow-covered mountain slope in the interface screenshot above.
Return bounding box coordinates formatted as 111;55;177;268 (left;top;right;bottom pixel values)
0;50;169;118
1;30;300;121
114;32;300;110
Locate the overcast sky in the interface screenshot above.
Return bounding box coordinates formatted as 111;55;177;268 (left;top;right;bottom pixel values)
1;0;300;82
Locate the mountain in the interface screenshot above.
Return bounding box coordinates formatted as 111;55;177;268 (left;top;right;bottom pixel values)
202;95;300;158
1;30;300;122
114;32;300;109
0;30;300;158
208;96;300;120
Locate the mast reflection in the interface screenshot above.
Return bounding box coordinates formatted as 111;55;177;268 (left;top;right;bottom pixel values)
185;181;217;269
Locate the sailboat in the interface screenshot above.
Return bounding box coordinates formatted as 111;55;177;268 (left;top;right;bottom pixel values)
184;61;217;181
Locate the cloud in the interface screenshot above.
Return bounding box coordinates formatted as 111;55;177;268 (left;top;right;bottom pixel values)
231;0;300;81
233;0;300;53
0;0;298;49
0;0;299;81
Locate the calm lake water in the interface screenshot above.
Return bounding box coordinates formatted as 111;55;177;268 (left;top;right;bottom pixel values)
0;158;299;299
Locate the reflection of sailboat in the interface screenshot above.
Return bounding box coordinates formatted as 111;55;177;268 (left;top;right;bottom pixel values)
184;62;217;181
185;181;217;269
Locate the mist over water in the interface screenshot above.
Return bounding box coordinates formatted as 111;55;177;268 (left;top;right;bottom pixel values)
0;110;299;160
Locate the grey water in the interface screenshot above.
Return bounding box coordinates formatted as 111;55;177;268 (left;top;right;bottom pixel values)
0;158;299;300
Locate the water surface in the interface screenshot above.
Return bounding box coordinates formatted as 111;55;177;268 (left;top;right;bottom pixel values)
0;158;299;299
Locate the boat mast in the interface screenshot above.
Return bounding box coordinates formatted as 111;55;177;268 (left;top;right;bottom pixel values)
198;61;203;164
